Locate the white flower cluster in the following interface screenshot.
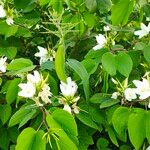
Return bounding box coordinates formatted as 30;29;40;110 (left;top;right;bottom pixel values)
0;5;13;25
112;77;150;108
134;23;150;39
35;46;56;65
59;77;80;114
18;71;52;106
0;56;7;73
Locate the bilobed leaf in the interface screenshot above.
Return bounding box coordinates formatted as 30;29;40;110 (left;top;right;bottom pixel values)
6;78;21;104
16;128;46;150
67;59;90;100
128;108;146;150
116;52;133;77
111;0;135;25
101;52;116;76
112;107;131;142
0;104;12;125
55;44;67;82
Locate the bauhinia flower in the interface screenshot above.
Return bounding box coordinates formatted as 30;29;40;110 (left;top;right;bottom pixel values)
111;92;118;99
124;88;137;101
0;5;14;25
104;26;110;32
60;77;78;97
59;77;80;114
146;146;150;150
6;17;14;25
38;84;52;104
18;70;52;106
0;5;6;18
35;46;55;65
134;23;150;39
93;34;107;50
18;82;36;98
0;57;7;72
133;78;150;99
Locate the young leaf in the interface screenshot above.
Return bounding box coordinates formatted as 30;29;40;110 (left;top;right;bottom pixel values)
16;128;46;150
55;44;67;82
101;52;116;76
67;59;90;100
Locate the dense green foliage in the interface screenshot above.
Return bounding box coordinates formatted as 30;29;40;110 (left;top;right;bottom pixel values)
0;0;150;149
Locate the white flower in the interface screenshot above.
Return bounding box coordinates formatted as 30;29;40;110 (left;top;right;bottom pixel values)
60;77;78;97
0;5;6;18
6;17;14;25
104;26;110;32
18;82;36;98
148;102;150;109
27;70;41;85
38;84;52;104
134;23;150;39
35;46;55;65
124;88;137;101
0;57;7;72
93;34;107;50
146;146;150;150
111;92;118;99
63;104;72;114
133;78;150;99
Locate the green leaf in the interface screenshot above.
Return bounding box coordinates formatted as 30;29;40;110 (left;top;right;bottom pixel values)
112;107;131;142
39;0;50;6
0;104;12;125
97;0;112;13
0;22;18;38
7;58;33;71
14;0;34;10
9;105;37;127
46;114;78;150
97;138;109;150
128;109;145;150
116;52;133;77
111;0;135;25
52;109;78;136
0;128;10;150
90;93;110;104
55;44;67;82
0;47;17;59
145;111;150;143
67;59;90;100
6;78;21;104
76;104;99;130
100;99;119;109
108;126;119;147
142;45;150;62
49;0;63;14
101;52;116;76
83;12;95;28
16;128;46;150
85;0;97;12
